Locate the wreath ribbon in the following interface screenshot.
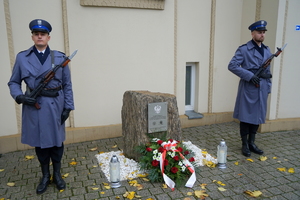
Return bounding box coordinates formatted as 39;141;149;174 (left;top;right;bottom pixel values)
159;141;196;190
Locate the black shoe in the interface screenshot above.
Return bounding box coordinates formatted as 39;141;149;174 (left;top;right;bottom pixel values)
242;143;251;157
248;143;264;155
241;135;251;157
248;134;264;155
36;165;50;194
53;162;66;190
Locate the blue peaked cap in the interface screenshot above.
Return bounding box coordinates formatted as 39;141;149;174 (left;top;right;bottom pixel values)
29;19;52;33
248;20;267;32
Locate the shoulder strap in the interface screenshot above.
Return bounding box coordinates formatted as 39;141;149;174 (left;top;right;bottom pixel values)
51;50;55;68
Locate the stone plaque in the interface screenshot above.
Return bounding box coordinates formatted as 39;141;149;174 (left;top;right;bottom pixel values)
148;102;168;133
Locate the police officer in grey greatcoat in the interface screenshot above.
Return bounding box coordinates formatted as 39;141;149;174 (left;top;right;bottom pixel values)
228;20;272;157
8;19;74;194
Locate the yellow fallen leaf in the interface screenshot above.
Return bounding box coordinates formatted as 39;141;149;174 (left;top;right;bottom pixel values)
184;198;192;200
129;180;138;186
135;195;142;198
194;190;209;198
59;189;64;192
259;156;267;161
246;158;254;162
277;167;286;172
25;155;35;160
100;191;105;194
200;183;207;189
203;159;216;168
187;192;193;196
234;161;239;165
69;161;77;165
162;184;168;188
102;182;110;186
244;190;262;197
146;198;154;200
123;191;135;199
217;181;226;186
0;198;5;200
91;187;99;190
0;169;4;172
115;196;120;199
62;173;69;178
99;151;105;154
137;173;148;178
137;185;143;190
142;178;149;181
218;187;226;191
288;168;295;173
89;147;98;151
7;182;15;187
202;151;208;154
273;157;277;159
112;145;117;148
93;165;97;168
104;185;111;189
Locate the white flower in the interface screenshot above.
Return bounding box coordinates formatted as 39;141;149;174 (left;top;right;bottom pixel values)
153;155;157;160
152;138;160;142
178;161;183;166
181;166;186;172
153;150;158;154
157;152;162;157
171;152;175;157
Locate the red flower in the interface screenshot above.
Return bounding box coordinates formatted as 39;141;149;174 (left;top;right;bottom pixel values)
170;167;178;173
157;140;163;145
168;139;174;142
146;147;152;152
189;157;195;162
184;150;190;155
158;147;164;153
173;156;179;161
164;159;169;166
151;160;159;167
177;147;183;152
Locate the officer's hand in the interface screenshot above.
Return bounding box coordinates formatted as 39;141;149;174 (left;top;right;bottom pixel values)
250;75;260;85
15;95;36;105
260;73;272;79
61;108;71;125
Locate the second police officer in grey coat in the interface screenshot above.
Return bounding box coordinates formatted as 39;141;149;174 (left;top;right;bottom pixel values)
8;19;74;194
228;20;272;157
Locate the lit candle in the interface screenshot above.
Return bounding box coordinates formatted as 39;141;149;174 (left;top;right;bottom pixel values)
217;139;227;169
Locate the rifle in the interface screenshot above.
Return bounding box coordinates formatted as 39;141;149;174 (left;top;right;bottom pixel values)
254;43;287;87
29;49;78;109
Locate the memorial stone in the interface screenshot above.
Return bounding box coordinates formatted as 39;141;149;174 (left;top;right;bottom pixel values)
121;91;182;161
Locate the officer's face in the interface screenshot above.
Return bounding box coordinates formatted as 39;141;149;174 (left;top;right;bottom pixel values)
251;30;265;43
31;31;50;49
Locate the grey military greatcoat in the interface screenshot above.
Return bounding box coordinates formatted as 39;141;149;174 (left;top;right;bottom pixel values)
228;40;272;125
8;46;74;148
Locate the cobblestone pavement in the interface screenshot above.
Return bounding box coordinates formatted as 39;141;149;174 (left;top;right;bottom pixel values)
0;122;299;200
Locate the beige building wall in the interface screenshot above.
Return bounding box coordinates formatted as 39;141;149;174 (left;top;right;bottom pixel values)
1;0;299;153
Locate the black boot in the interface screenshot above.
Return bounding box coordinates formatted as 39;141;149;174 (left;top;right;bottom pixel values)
36;164;50;194
53;162;66;190
241;135;251;157
248;134;264;155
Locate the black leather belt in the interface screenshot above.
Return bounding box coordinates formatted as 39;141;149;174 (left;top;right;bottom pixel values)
29;85;62;97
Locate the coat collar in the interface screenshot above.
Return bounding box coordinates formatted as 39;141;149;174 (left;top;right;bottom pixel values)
25;46;52;78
